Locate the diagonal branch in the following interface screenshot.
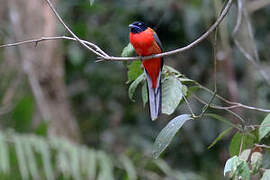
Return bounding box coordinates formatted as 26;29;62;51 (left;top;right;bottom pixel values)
195;82;270;113
0;36;105;54
1;0;234;62
98;0;234;61
43;0;109;58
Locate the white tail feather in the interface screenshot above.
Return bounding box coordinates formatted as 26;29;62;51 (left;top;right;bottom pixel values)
144;69;162;120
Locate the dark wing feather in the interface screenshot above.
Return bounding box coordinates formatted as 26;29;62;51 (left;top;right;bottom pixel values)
152;31;163;51
151;29;164;68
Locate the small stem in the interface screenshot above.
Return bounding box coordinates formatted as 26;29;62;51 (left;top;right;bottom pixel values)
183;95;195;117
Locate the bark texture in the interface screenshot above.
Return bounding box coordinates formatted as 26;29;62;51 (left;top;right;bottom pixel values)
4;0;80;141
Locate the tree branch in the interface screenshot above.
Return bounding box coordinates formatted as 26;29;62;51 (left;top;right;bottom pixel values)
1;0;234;62
0;36;105;55
43;0;109;58
98;0;234;61
194;81;270;113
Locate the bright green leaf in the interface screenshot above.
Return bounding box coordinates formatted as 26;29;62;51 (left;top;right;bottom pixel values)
229;133;243;157
128;74;145;102
261;169;270;180
229;132;256;157
153;114;193;159
141;81;148;107
127;61;143;83
208;127;233;149
162;76;183;115
121;43;135;57
259;114;270;141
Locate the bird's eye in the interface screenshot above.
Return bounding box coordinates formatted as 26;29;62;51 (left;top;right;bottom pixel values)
138;23;142;26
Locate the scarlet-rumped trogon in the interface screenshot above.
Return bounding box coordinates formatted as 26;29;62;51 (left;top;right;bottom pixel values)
129;21;163;120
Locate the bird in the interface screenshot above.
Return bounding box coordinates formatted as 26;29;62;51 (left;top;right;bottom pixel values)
129;21;164;120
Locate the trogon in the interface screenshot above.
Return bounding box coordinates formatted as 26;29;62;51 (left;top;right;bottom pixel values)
129;21;163;120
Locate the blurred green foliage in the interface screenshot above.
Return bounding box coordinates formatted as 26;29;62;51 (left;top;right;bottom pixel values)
0;0;270;179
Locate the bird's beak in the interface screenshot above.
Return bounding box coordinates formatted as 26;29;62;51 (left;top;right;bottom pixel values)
128;24;136;29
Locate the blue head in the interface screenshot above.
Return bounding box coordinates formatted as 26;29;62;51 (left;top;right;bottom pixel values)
129;21;148;34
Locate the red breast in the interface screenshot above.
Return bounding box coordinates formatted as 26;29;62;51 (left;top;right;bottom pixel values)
129;28;163;89
129;28;158;56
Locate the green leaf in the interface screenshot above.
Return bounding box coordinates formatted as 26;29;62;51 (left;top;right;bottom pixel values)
154;159;173;176
224;156;238;176
121;43;135;57
162;76;183;115
24;140;39;179
224;156;250;180
97;151;114;180
80;148;96;179
70;146;81;180
234;160;250;180
12;96;34;132
14;136;29;180
261;169;270;180
259;114;270;141
119;155;137;180
182;85;188;97
250;152;262;174
127;61;143;83
163;65;181;75
34;139;54;180
153;114;193;159
208;127;233;149
141;81;148;107
128;73;145;102
229;132;256;157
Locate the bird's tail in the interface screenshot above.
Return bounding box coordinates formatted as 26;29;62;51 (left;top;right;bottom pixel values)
145;70;162;121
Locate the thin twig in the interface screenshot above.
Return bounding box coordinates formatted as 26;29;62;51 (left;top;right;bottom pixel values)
195;82;270;113
255;144;270;149
195;92;217;119
213;28;218;93
99;0;234;61
193;95;246;126
232;0;270;85
183;95;195;117
43;0;109;58
0;36;106;57
1;0;234;62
